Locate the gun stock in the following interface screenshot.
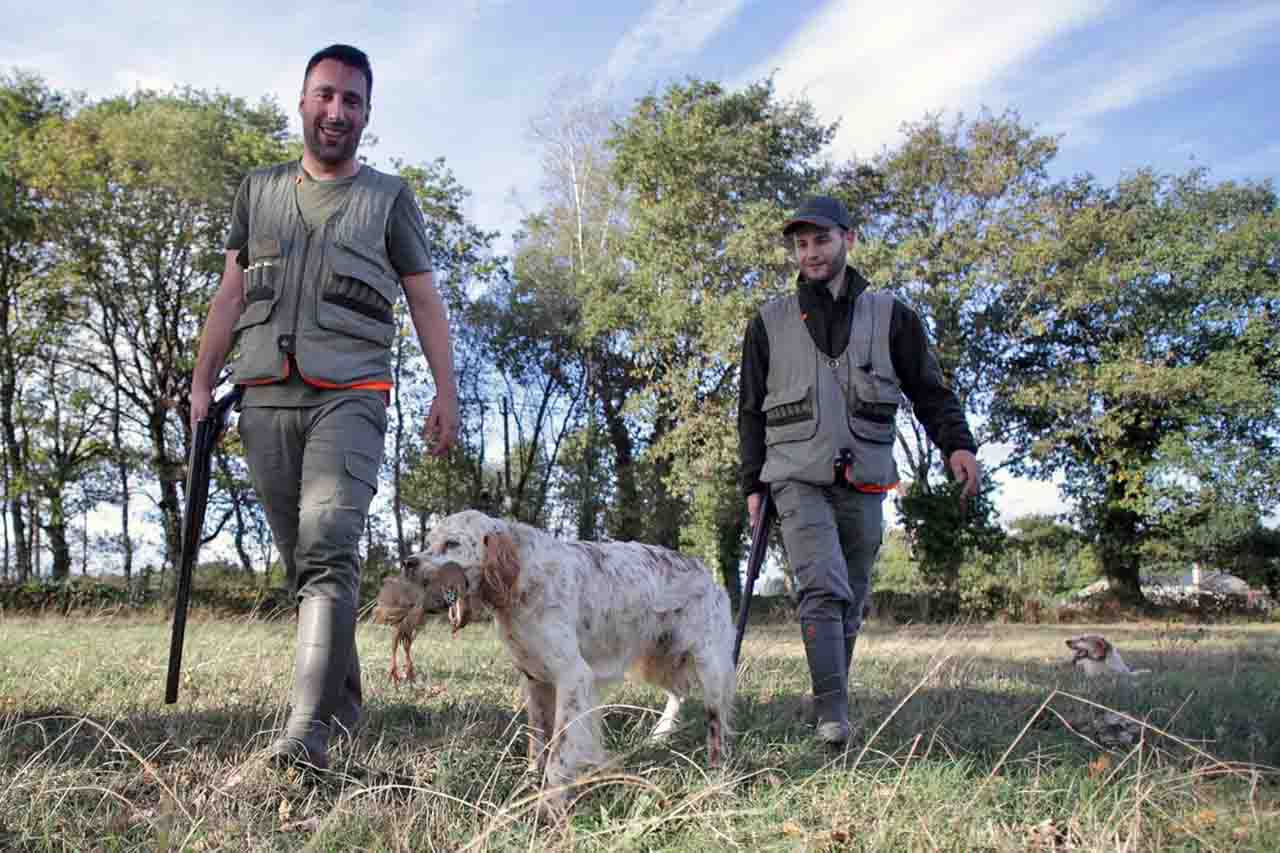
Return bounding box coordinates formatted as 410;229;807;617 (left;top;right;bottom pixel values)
732;490;774;667
165;387;242;704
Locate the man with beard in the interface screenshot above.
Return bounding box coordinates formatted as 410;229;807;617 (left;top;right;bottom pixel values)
190;44;458;770
737;196;979;746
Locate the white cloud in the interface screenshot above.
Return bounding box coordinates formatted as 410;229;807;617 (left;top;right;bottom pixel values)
1048;2;1280;141
603;0;746;87
742;0;1108;160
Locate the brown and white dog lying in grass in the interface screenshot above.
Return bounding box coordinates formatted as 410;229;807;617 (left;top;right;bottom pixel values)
1066;634;1150;677
397;509;736;811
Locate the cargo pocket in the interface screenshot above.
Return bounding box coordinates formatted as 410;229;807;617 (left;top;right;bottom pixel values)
234;237;285;333
846;418;898;491
236;239;286;335
344;448;382;496
319;240;399;346
763;384;818;446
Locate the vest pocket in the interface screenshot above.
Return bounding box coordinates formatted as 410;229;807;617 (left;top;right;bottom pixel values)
319;241;399;345
846;418;899;489
235;237;284;330
763;384;818;445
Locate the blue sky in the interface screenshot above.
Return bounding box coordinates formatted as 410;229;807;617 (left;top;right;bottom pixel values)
7;0;1280;524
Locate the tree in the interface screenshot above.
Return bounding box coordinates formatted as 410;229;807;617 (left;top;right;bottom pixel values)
389;158;503;553
836;111;1059;581
989;170;1280;601
0;71;68;581
507;88;638;540
23;88;293;581
609;77;835;602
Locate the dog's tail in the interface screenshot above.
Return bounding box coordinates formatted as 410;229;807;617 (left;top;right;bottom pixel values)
373;576;427;634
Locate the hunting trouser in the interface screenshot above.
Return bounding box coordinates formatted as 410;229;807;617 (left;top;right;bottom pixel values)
772;480;883;743
239;395;386;766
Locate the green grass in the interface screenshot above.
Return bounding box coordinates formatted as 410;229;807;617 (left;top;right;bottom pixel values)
1;612;1277;851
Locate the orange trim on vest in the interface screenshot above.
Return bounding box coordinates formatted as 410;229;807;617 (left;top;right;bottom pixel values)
240;359;393;392
852;480;899;494
295;363;392;391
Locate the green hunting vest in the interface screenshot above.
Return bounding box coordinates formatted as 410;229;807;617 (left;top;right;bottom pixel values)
229;162;404;389
759;288;904;490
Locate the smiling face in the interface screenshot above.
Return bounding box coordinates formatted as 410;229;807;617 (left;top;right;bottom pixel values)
791;223;854;286
299;58;369;170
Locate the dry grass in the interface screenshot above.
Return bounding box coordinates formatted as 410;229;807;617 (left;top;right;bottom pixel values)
1;610;1278;851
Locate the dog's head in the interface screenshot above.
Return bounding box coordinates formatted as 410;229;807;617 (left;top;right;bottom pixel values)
403;510;521;632
1065;634;1111;664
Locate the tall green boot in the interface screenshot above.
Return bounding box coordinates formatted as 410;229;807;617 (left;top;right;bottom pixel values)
269;597;356;771
801;620;850;746
334;640;363;739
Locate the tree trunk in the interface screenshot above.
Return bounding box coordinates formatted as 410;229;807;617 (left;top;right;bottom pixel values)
717;501;745;613
151;409;184;585
600;392;641;542
43;489;71;581
0;368;30;582
109;346;134;581
1099;501;1145;604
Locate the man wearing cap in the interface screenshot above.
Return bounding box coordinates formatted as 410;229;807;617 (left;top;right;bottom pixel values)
737;196;979;746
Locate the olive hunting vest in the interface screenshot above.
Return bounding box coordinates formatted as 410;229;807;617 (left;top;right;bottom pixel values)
229;162;404;389
758;288;904;491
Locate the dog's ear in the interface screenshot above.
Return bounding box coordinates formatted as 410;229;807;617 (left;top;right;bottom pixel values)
481;530;520;610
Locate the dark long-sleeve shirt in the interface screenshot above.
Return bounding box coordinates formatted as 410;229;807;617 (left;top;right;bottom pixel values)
738;267;977;496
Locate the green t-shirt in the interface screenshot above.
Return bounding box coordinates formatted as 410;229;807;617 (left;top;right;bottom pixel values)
224;164;434;407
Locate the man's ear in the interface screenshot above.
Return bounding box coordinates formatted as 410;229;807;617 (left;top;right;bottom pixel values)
481;530;520;609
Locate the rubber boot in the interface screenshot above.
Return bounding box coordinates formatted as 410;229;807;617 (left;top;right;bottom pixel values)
333;640;363;739
801;620;849;746
269;597;356;771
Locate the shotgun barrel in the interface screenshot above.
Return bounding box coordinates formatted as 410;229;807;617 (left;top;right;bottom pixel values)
165;386;242;704
732;490;774;667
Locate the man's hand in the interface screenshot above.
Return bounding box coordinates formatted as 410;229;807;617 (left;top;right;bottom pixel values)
949;449;982;501
190;386;212;434
747;492;763;531
425;389;459;457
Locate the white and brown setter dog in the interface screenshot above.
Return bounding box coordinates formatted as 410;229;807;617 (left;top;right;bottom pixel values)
1066;634;1150;678
400;510;736;807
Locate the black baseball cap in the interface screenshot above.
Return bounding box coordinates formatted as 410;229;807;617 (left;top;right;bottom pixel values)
782;196;851;235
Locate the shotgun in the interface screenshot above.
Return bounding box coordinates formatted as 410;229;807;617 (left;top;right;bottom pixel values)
732;490;774;667
165;386;242;704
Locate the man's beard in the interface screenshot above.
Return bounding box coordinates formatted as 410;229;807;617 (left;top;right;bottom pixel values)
801;243;848;287
304;122;362;165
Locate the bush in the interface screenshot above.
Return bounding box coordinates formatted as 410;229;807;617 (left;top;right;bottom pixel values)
0;578;134;614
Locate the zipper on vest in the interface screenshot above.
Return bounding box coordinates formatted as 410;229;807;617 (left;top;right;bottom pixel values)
284;227;312;364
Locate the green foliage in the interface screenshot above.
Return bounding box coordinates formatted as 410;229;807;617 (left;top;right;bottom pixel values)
989;169;1280;599
897;479;1005;592
0;578;133;613
609;76;834;559
873;528;927;595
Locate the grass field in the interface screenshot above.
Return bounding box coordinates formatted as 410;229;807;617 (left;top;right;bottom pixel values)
1;611;1277;851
